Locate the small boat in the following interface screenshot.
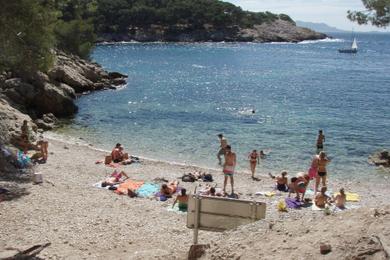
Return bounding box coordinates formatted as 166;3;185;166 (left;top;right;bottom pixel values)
339;37;358;53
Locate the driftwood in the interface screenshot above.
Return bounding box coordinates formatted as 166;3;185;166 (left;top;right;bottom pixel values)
0;243;50;259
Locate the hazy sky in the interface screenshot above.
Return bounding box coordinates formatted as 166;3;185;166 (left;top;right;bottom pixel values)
224;0;390;32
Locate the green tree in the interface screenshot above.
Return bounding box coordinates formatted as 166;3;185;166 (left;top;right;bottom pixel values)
0;0;57;73
348;0;390;27
54;0;97;58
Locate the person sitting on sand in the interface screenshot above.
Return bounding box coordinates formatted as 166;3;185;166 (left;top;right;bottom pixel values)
269;171;288;192
332;188;346;209
288;177;298;197
161;180;179;197
111;143;130;163
172;188;189;211
102;170;129;186
314;186;331;208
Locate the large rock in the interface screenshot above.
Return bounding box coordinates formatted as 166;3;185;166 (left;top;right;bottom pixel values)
0;98;35;145
369;150;390;167
32;82;78;117
238;20;327;42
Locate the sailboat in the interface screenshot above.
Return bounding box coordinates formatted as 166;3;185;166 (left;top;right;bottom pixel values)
339;37;358;53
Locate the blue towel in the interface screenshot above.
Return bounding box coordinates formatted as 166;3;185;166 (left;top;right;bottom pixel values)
136;183;159;198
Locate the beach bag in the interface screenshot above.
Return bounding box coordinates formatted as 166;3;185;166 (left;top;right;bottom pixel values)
182;174;196;182
202;174;213;182
17;151;31;168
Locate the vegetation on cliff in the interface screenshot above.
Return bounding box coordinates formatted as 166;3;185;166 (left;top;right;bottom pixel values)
0;0;296;73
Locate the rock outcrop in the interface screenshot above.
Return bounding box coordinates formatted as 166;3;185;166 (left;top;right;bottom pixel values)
0;51;128;146
97;19;327;43
369;150;390;167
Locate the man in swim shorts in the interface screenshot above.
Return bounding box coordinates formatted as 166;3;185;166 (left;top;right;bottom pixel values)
217;134;228;165
316;130;325;152
223;145;236;194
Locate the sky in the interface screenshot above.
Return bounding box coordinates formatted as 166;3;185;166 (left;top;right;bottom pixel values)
224;0;390;32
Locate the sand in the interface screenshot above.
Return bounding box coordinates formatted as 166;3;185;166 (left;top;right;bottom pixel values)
1;137;390;259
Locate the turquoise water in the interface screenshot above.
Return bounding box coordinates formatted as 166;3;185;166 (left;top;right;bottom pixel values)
57;33;390;180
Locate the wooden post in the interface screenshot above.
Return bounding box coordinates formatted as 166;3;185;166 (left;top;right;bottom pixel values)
193;195;201;245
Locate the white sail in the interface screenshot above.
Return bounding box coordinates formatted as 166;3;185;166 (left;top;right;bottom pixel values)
351;37;358;50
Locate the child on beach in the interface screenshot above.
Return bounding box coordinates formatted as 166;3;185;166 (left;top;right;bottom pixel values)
314;186;331;208
172;188;189;211
332;188;346;209
269;171;288;192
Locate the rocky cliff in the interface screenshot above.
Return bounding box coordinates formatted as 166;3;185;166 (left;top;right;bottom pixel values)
97;19;327;43
0;51;127;148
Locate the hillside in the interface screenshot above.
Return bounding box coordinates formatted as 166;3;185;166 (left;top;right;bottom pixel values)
92;0;326;42
296;21;347;33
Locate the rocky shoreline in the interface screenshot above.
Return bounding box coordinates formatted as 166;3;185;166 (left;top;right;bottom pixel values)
97;19;327;43
0;51;127;173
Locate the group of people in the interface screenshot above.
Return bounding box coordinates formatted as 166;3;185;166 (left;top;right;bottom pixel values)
216;130;346;209
16;120;49;164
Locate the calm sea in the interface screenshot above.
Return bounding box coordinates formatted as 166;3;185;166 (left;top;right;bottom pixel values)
55;32;390;181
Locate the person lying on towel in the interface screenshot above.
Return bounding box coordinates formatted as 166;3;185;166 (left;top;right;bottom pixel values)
102;170;129;186
160;181;179;197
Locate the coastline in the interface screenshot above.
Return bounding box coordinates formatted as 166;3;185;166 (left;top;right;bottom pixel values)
1;135;390;259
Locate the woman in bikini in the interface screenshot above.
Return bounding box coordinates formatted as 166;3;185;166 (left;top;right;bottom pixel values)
314;151;331;192
248;149;259;179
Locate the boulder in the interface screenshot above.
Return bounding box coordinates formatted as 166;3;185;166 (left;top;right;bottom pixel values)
32;82;78;117
34;118;54;130
0;98;35;145
48;65;94;93
108;72;128;79
369;150;390;167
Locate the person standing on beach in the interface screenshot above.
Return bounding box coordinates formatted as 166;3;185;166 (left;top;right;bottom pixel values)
248;149;259;179
223;145;236;194
217;134;228;165
316;130;325;153
312;151;331;192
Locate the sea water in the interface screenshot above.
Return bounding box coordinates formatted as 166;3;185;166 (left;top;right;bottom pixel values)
55;33;390;181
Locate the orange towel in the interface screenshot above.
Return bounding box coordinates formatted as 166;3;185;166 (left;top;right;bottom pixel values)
115;180;144;195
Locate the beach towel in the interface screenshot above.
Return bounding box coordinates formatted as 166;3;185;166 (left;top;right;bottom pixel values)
312;203;324;211
115;180;144;195
167;205;187;214
333;192;360;202
92;182;119;190
136;183;159;198
285;197;303;209
255;191;275;197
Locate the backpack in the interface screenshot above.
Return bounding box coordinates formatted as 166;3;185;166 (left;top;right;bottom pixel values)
182;174;196;182
202;174;213;182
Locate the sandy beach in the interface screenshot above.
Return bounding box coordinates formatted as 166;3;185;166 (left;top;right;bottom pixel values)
1;136;390;259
